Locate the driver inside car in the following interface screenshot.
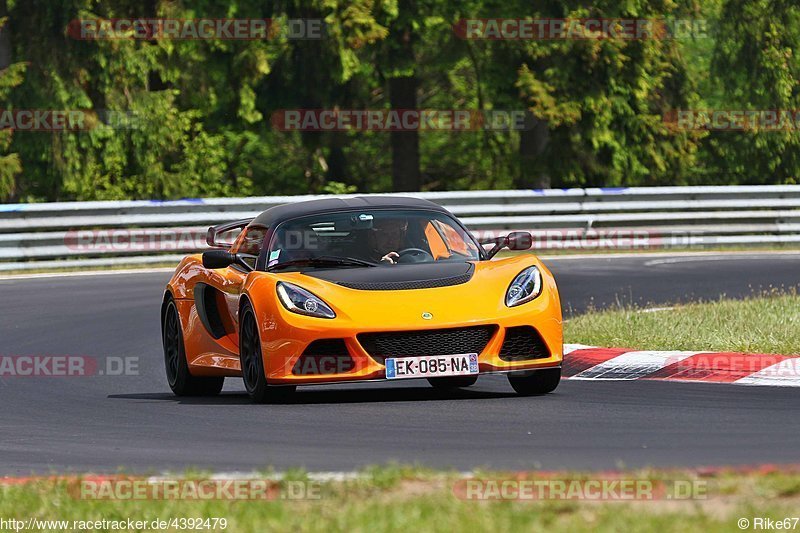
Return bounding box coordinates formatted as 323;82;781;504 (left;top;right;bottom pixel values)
367;217;410;264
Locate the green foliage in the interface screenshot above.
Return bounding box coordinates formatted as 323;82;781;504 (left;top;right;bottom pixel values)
1;0;798;201
321;180;357;194
703;0;800;184
0;17;25;201
513;2;706;187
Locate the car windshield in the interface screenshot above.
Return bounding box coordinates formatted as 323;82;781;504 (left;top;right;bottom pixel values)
265;209;481;270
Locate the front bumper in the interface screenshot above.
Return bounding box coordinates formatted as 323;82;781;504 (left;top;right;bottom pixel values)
264;319;563;385
250;257;564;385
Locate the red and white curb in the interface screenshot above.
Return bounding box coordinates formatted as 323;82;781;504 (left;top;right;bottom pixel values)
563;344;800;387
0;472;365;486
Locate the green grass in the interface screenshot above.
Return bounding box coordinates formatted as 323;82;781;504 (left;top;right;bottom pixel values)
2;467;800;532
566;291;800;355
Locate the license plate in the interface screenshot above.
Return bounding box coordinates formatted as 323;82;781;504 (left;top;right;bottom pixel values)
385;354;479;380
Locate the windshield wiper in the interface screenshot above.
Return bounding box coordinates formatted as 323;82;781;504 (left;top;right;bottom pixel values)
268;255;378;271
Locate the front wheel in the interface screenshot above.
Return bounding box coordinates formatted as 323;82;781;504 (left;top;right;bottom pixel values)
163;299;224;396
239;301;296;404
507;368;561;396
427;376;478;389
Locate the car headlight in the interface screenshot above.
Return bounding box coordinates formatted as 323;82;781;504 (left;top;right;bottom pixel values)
276;282;336;319
505;266;543;307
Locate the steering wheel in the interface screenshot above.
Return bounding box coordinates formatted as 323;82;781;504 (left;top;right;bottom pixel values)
396;248;434;264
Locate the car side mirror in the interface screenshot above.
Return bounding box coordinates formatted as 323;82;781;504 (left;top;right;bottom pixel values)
202;250;238;269
482;231;534;258
506;231;533;251
206;218;252;248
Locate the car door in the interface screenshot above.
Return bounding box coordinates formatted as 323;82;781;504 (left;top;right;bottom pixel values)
194;225;266;354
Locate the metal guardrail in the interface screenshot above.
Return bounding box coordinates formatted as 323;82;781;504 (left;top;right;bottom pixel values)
2;185;800;271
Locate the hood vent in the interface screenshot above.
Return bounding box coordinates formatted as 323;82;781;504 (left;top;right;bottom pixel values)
337;272;472;291
307;261;475;291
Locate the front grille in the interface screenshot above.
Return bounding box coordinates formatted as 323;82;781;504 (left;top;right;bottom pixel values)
358;326;496;365
292;339;355;375
338;272;473;291
499;326;550;362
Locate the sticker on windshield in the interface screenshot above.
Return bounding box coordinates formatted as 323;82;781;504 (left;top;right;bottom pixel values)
268;249;281;267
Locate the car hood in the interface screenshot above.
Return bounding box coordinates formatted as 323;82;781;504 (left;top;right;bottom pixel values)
254;255;559;329
303;261;475;290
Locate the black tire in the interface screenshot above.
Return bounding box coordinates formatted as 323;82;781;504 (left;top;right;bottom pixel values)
239;301;296;404
163;298;224;396
507;368;561;396
427;376;479;389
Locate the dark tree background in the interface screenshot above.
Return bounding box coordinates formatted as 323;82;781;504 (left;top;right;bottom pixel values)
0;0;797;202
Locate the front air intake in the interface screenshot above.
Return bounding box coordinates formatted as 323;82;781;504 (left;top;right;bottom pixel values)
499;326;550;362
292;339;355;375
358;326;496;365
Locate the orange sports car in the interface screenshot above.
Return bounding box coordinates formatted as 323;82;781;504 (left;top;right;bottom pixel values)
161;196;563;403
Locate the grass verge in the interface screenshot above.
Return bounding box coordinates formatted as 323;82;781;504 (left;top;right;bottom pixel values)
2;465;800;532
565;291;800;355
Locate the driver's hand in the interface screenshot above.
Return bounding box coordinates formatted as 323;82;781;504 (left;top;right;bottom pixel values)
380;252;399;264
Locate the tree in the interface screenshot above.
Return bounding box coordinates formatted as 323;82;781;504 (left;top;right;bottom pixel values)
2;0;795;201
258;0;390;193
0;12;25;201
513;1;703;187
385;0;420;192
707;0;800;184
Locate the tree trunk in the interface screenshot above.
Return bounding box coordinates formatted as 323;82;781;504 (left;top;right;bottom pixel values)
387;0;420;192
326;130;348;184
0;0;11;69
389;75;420;191
517;111;551;189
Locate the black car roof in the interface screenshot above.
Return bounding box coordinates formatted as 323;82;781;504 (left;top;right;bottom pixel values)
250;195;451;228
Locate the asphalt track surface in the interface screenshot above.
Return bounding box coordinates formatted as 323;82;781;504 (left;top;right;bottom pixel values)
1;252;799;475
